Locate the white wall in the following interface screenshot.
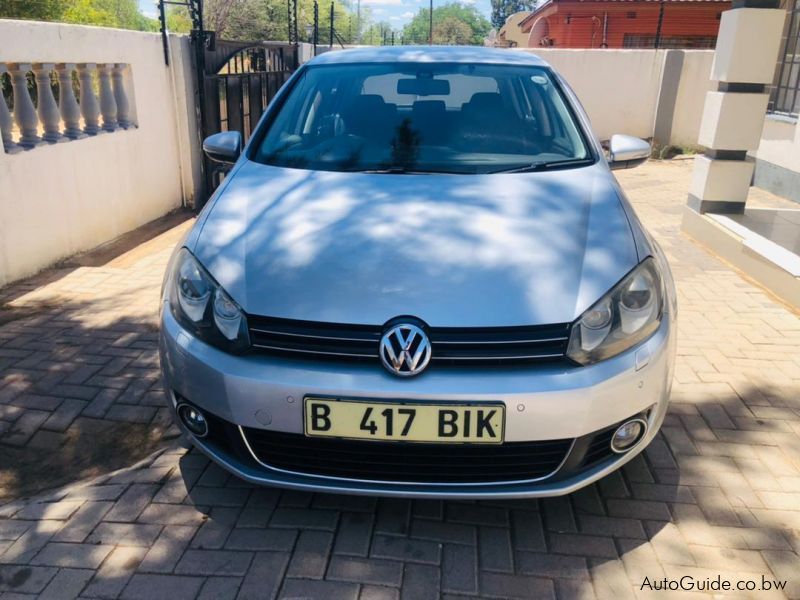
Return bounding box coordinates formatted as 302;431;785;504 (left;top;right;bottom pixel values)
514;48;714;144
670;51;716;147
0;20;198;287
751;115;800;203
756;115;800;173
523;49;666;140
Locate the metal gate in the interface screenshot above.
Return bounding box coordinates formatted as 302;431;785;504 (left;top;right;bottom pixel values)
157;0;300;205
200;40;297;196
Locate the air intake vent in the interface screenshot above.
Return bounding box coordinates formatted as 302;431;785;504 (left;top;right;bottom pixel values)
241;427;573;484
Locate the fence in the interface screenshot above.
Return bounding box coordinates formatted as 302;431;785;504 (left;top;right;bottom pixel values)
0;20;200;287
1;62;137;153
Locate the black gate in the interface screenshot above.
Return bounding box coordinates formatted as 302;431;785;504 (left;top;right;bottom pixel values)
157;0;300;205
200;41;298;196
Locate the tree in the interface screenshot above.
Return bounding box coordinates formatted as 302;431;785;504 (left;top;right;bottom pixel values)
402;2;490;46
158;0;284;41
489;0;537;30
0;0;67;21
433;15;473;45
206;0;237;33
0;0;158;31
186;0;359;45
0;0;361;43
63;0;157;30
165;5;192;33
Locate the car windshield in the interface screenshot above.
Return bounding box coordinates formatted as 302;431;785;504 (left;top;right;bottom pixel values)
252;62;592;174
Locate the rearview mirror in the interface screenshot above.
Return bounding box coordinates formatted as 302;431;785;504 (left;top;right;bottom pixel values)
608;134;650;170
397;78;450;96
203;131;242;164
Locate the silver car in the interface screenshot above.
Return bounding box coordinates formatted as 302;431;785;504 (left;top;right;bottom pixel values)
159;46;676;498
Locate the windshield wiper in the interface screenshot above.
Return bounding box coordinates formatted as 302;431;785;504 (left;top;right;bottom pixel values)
489;158;594;174
355;167;434;175
358;167;412;174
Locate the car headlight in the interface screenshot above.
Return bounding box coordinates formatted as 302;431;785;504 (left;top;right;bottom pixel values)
166;248;250;353
567;258;664;365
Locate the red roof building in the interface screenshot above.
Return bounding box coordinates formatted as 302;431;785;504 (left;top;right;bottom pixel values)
515;0;731;49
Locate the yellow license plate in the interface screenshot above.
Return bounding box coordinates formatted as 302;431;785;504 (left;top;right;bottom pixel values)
304;397;505;444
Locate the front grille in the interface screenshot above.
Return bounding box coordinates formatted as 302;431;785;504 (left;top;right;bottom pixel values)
240;427;573;483
431;324;571;364
248;316;382;359
247;315;572;366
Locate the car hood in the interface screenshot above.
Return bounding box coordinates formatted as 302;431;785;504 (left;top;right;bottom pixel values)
191;160;639;327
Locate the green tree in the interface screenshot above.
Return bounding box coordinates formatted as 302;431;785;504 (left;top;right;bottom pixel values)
433;15;472;45
63;0;157;30
0;0;67;21
194;0;358;45
402;2;490;46
0;0;158;31
361;19;396;45
489;0;536;30
165;5;192;33
0;0;360;42
322;2;359;45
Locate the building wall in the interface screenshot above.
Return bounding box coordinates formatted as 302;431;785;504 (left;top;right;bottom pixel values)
0;20;199;287
497;12;534;47
520;48;714;143
525;1;728;48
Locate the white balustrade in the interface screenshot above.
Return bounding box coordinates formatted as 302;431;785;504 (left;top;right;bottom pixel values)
0;65;22;154
112;63;132;129
55;63;86;140
77;63;103;136
0;59;135;153
33;63;66;144
8;63;43;150
97;63;118;132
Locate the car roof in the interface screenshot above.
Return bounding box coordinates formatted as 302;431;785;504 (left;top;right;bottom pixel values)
307;46;551;68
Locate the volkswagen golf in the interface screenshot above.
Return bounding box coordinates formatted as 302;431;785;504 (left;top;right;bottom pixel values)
159;46;676;498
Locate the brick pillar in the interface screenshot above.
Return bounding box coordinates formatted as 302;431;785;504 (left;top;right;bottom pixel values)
687;0;786;214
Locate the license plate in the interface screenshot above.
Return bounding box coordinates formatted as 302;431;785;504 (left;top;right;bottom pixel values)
304;397;505;444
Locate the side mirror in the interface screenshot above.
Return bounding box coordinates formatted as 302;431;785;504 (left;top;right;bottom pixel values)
203;131;242;164
608;134;651;170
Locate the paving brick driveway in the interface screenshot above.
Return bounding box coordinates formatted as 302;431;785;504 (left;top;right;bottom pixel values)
1;160;799;599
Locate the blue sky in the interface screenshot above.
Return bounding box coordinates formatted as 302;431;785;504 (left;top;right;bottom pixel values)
138;0;158;19
356;0;492;28
137;0;493;30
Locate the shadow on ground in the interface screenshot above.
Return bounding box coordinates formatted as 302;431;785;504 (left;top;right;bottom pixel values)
1;419;167;502
0;210;193;502
0;296;175;502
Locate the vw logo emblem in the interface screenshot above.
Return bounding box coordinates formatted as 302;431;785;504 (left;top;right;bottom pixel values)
379;323;432;377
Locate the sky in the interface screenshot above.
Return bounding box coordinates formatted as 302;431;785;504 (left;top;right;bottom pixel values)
137;0;494;30
356;0;492;28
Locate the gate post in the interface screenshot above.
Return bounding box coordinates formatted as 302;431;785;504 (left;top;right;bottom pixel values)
189;0;210;208
313;0;319;55
686;0;786;214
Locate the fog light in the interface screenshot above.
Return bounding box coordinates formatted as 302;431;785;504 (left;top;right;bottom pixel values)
611;419;646;453
177;403;209;438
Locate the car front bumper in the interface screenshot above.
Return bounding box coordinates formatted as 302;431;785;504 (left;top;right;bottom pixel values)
159;303;675;498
